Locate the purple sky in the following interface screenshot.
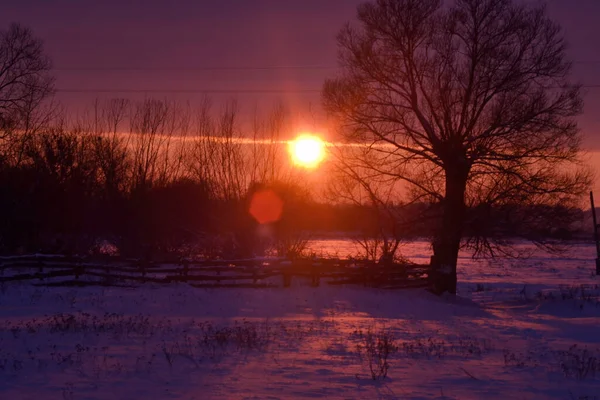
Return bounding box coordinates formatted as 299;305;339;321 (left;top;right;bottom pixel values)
1;0;600;151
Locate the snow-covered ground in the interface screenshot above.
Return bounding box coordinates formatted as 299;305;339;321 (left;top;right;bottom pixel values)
0;241;599;399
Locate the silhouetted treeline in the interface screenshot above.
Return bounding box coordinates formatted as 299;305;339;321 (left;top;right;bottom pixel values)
0;95;587;258
0;98;322;258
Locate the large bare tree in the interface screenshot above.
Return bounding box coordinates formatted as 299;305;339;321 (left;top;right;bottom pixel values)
0;23;54;155
323;0;591;294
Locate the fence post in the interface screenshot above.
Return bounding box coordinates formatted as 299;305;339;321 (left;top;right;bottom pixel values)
252;260;258;285
74;262;82;281
591;191;600;275
311;260;321;287
138;260;146;283
38;258;44;281
281;260;292;288
312;258;324;287
182;259;189;281
362;262;372;287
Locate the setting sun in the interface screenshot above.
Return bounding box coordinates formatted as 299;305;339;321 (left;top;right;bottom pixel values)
289;134;325;169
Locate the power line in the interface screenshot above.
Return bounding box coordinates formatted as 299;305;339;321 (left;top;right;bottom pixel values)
50;59;600;72
54;65;339;72
56;88;322;94
55;85;600;94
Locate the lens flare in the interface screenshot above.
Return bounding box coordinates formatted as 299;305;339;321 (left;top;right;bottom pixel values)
249;189;284;224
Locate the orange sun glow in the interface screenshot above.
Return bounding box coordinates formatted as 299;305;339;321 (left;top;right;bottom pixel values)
289;134;325;169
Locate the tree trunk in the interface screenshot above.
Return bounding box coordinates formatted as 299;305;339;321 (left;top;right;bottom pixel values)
429;165;469;295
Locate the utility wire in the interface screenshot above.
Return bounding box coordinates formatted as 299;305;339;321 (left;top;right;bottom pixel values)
51;60;600;72
54;65;338;72
55;88;322;94
52;61;600;92
55;85;600;93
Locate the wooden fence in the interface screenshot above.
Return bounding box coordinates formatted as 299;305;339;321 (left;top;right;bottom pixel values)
0;254;430;289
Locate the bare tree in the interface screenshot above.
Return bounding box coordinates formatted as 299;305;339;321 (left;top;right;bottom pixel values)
248;102;300;186
327;146;405;263
187;99;248;201
129;98;188;191
0;23;54;163
91;98;131;196
323;0;591;294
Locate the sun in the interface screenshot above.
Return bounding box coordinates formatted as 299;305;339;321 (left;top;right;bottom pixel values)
289;134;325;169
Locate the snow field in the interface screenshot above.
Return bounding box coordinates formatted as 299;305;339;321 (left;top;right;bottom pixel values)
0;241;599;399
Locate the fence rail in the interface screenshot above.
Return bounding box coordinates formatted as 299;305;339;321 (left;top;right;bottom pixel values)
0;254;430;289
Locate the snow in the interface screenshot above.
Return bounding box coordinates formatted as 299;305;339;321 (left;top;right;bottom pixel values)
0;240;599;399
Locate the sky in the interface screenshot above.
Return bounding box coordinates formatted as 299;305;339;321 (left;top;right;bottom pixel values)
1;0;363;119
1;0;599;192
